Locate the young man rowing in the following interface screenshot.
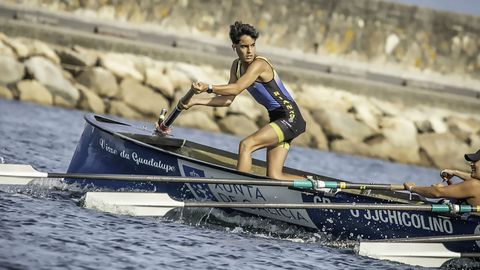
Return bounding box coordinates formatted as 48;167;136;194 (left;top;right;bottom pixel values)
404;149;480;206
180;21;306;180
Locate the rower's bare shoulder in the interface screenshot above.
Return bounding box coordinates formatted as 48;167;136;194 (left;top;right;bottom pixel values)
459;179;480;195
251;58;272;71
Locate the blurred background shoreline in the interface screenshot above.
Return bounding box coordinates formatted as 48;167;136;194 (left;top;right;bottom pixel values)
1;0;479;170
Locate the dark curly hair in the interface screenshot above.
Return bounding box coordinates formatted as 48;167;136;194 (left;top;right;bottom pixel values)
229;21;259;44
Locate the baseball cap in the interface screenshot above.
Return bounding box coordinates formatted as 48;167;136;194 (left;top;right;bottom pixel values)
465;149;480;162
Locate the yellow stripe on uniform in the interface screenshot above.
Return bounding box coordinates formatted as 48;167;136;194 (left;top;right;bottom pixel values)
269;122;284;143
282;142;290;150
236;59;241;79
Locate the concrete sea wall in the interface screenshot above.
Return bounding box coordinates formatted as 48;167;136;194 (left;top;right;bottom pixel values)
8;0;480;80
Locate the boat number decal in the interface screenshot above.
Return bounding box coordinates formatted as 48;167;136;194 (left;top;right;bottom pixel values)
98;137;177;173
313;195;453;233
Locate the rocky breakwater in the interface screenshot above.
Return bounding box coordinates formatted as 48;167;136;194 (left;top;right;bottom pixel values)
0;31;479;171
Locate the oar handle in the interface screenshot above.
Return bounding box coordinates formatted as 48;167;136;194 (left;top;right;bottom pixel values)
295;180;406;191
158;88;196;133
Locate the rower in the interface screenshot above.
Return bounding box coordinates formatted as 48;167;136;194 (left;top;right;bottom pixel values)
178;21;306;180
404;149;480;206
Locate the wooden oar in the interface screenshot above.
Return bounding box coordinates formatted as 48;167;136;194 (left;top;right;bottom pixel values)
82;192;479;217
0;164;406;191
157;88;195;133
359;234;480;267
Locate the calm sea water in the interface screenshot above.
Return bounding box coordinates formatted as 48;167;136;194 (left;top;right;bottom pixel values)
0;99;470;270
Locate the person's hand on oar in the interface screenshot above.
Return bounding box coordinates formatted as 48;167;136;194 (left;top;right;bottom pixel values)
440;169;455;185
156;88;196;135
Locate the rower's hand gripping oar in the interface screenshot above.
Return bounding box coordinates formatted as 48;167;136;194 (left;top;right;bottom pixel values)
156;88;196;134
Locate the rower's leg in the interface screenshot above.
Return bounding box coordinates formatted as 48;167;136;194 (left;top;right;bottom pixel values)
237;124;278;173
266;144;303;180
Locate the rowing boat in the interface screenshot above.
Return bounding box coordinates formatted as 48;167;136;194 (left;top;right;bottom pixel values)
65;114;480;257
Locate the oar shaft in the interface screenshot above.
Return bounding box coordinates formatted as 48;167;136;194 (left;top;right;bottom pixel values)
53;173;295;186
310;181;405;190
50;174;406;191
0;164;406;191
178;202;466;212
162;89;195;128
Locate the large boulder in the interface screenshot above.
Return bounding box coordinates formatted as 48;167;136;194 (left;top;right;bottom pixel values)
175;110;221;132
311;108;377;141
53;95;77;109
76;83;105;114
24;56;80;104
368;97;402;117
16;80;53;106
76;67;118;98
214;106;229;118
368;117;420;164
331;139;374;157
418;133;471;170
108;100;144;120
429;115;449;134
172;62;212;81
227;94;262;121
0;55;25;85
218;114;259;137
296;84;353;112
72;45;99;67
165;67;191;91
446;115;480;143
23;39;60;65
145;65;175;98
0;85;13;100
351;97;381;131
294;109;328;150
119;78;169;117
130;55;157;78
100;52;144;81
55;46;96;70
0;37;29;58
0;40;15;57
470;133;480;151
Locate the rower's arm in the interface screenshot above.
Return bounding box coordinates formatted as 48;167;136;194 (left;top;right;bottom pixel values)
410;181;477;200
211;60;265;96
193;95;235;107
453;170;475;181
187;61;238;108
440;169;474;185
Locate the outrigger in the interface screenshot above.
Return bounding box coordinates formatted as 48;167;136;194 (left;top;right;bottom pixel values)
1;90;480;267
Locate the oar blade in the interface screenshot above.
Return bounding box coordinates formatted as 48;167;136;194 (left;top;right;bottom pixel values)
0;164;47;185
83;192;185;217
359;241;460;267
